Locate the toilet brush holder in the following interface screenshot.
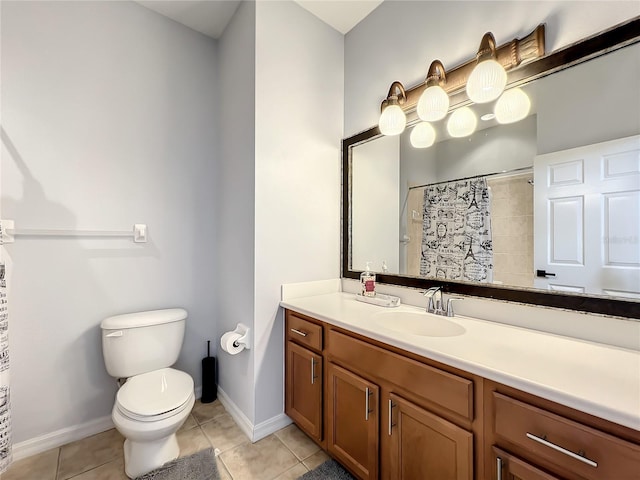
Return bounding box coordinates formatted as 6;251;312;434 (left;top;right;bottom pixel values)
201;340;217;403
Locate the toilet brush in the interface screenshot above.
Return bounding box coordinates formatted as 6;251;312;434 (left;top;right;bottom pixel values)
201;340;217;403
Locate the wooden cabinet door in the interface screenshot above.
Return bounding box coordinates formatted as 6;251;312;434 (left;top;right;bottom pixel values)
493;447;561;480
387;393;473;480
327;362;379;480
285;341;322;441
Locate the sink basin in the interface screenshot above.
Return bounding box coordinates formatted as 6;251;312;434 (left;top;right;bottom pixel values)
373;311;466;337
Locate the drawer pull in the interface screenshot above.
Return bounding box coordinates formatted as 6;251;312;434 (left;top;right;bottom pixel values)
496;457;503;480
526;432;598;468
365;387;373;420
388;399;396;436
290;328;308;337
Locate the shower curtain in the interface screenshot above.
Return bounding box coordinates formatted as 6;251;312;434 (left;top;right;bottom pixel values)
0;220;11;473
420;177;493;282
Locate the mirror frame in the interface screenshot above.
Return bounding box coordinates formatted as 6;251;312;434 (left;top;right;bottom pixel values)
342;17;640;319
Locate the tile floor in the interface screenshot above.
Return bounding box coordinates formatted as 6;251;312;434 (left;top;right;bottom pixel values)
2;400;329;480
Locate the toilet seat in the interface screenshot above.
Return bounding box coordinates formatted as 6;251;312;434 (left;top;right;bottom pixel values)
116;368;194;422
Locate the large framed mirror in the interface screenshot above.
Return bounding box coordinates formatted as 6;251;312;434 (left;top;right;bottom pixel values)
342;18;640;319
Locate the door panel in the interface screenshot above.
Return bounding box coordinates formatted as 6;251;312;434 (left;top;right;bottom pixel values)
388;393;472;480
327;362;379;480
534;135;640;296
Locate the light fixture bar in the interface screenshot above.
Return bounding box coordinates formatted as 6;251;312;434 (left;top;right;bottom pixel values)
384;24;545;113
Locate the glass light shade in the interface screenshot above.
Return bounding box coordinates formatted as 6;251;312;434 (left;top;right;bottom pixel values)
494;88;531;124
447;107;477;138
410;122;436;148
378;104;406;136
466;59;507;104
417;85;450;122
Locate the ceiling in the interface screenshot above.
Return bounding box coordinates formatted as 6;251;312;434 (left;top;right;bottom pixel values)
135;0;383;38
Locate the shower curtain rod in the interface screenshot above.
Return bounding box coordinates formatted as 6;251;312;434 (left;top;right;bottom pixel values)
0;220;147;243
408;165;533;191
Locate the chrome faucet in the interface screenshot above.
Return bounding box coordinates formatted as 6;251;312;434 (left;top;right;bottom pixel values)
424;287;464;317
423;287;444;315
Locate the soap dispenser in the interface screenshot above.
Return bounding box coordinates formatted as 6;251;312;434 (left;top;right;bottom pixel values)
360;262;376;297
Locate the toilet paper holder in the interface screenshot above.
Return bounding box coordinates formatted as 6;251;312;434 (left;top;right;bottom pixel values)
230;323;251;350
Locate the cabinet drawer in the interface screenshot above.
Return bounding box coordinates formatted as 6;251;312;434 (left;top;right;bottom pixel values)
286;311;323;352
494;392;640;480
328;329;473;421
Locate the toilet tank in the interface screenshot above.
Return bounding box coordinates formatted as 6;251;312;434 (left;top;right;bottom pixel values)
101;308;187;378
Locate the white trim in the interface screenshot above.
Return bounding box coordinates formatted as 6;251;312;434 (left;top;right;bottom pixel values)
216;387;254;442
216;386;291;442
253;413;292;442
13;415;114;461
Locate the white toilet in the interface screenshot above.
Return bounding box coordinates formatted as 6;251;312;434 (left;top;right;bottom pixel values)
101;308;195;478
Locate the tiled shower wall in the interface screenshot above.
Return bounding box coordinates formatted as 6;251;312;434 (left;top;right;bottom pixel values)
488;173;534;288
406;173;534;287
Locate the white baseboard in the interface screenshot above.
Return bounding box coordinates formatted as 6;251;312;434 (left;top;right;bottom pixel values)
253;413;292;442
13;415;114;461
13;386;286;462
216;387;254;441
216;387;291;442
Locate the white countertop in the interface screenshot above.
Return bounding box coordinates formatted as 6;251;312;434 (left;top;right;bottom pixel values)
281;291;640;431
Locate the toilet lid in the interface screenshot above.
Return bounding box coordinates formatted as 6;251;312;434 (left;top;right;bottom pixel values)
117;368;194;418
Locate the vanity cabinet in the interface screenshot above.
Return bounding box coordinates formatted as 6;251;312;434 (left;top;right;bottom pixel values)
327;362;379;479
492;447;561;480
284;309;640;480
486;382;640;480
388;392;473;479
284;311;323;443
325;326;476;480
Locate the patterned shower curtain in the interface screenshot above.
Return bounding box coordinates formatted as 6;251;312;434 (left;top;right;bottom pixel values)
0;220;11;473
420;177;493;282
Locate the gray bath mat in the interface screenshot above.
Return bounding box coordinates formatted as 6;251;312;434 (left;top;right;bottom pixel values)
298;459;355;480
134;448;219;480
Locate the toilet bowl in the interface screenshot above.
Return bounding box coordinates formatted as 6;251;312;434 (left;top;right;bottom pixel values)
112;368;195;478
100;308;194;478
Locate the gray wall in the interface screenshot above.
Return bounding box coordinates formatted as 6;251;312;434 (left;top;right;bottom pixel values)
253;0;343;425
537;43;640;154
216;0;257;424
1;1;218;443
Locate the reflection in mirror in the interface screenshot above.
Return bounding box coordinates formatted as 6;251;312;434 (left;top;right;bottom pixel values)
348;38;640;307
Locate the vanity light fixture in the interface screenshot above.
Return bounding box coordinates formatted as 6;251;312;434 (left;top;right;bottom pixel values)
447;106;477;138
494;87;531;124
410;122;437;148
378;81;407;135
466;32;508;104
417;60;450;122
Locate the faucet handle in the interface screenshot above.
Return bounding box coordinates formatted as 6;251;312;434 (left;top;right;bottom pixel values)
446;297;464;317
423;287;442;313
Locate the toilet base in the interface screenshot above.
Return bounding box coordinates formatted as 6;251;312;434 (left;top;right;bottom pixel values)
123;433;179;478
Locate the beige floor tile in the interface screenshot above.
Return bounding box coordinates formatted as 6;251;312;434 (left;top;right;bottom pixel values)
180;414;198;431
1;448;59;480
302;449;329;471
58;429;124;480
176;427;212;458
220;435;298;480
274;424;320;461
191;400;226;425
215;456;232;480
273;463;308;480
67;456;127;480
200;413;249;453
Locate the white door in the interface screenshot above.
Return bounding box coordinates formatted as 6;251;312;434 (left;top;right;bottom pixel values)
534;135;640;297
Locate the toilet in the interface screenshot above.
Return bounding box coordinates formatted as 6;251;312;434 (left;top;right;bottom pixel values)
101;308;195;478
